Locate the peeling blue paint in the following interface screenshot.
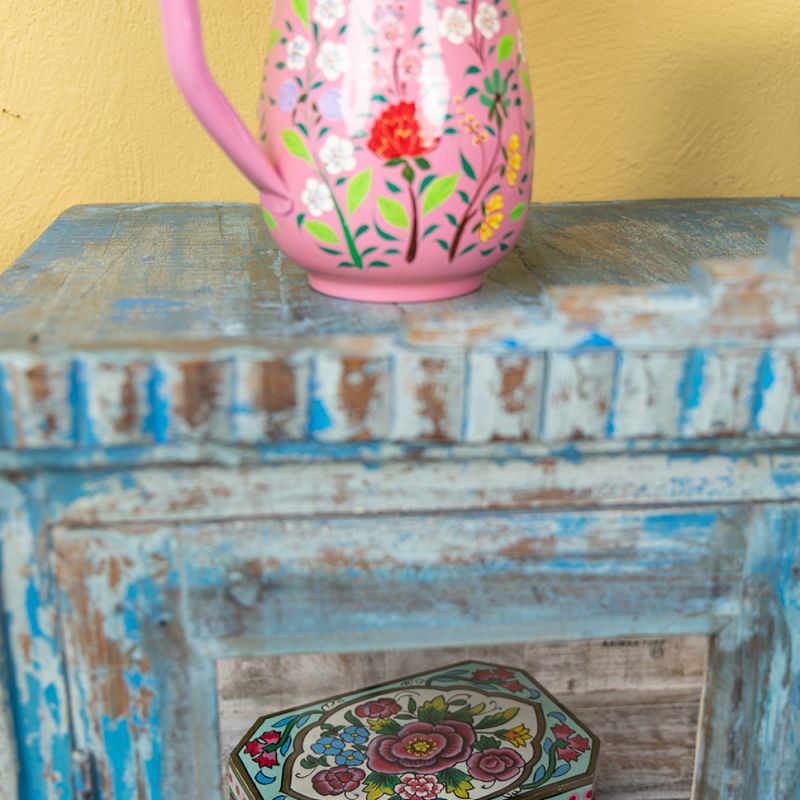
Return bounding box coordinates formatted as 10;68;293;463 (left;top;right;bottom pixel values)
0;364;15;449
570;332;615;354
111;296;188;320
69;359;98;446
606;351;623;438
550;444;583;464
679;350;707;429
752;350;776;431
102;715;135;797
144;365;170;444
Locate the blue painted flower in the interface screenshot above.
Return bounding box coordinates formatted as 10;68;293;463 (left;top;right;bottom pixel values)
340;725;369;744
335;750;366;767
312;736;345;757
319;88;344;121
278;79;300;113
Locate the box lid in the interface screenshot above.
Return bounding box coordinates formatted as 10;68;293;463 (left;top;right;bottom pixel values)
229;662;599;800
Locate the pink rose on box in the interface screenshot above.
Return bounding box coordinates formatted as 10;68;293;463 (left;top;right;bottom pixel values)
394;774;444;800
355;697;402;719
312;766;366;796
466;748;525;782
367;720;476;775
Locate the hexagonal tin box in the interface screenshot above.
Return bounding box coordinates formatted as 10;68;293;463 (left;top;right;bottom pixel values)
229;662;599;800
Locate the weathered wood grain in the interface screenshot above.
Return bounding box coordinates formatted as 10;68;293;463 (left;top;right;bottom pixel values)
542;351;616;441
693;506;800;799
311;352;391;442
463;352;545;443
612;352;684;440
48;451;800;527
2;200;797;351
217;637;708;800
390;349;466;442
1;202;799;450
0;478;72;799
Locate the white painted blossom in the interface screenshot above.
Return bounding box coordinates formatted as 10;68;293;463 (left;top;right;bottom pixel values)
286;36;311;70
319;135;356;175
474;2;501;39
301;177;334;216
313;0;346;30
316;41;350;81
438;8;472;45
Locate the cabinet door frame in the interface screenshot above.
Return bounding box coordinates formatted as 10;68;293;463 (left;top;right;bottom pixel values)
3;452;799;799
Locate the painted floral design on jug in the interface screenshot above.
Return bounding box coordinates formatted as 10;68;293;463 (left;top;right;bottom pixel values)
255;0;534;298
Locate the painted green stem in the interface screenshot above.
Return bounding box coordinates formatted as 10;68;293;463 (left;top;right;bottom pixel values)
529;748;558;789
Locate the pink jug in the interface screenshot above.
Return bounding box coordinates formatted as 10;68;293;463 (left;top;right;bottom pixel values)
160;0;534;302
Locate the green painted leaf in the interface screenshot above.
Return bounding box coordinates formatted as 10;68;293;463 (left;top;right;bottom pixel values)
422;174;459;216
363;773;397;800
418;695;449;724
344;710;361;726
521;68;532;93
304;220;340;244
509;202;528;221
460;152;476;181
474;735;502;752
497;34;516;64
267;28;282;52
436;768;474;800
262;209;277;230
367;717;402;734
509;0;520;16
347;169;372;217
377;197;409;230
292;0;310;27
476;707;519;730
282;129;312;163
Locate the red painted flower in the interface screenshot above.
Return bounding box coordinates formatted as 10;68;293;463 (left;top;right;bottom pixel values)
367;720;476;775
471;668;524;693
553;725;591;763
466;747;525;782
312;766;366;796
368;102;435;160
356;697;402;719
244;730;281;769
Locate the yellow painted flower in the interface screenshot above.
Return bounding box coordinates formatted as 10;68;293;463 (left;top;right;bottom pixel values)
506;134;523;187
503;724;533;748
480;194;505;242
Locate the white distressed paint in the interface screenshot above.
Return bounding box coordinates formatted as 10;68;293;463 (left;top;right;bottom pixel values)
53;452;800;526
463;352;544;444
542;351;616;442
755;352;799;436
4;355;73;448
682;351;761;438
84;355;151;447
389;349;466;442
311;352;390;442
612;352;684;439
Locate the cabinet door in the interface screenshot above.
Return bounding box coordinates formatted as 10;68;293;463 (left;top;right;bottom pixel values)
51;503;800;799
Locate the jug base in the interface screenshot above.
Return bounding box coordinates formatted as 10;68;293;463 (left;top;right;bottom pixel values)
308;274;482;304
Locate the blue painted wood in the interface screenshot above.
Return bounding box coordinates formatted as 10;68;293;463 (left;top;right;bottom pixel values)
0;199;798;350
0;477;73;799
0;202;798;799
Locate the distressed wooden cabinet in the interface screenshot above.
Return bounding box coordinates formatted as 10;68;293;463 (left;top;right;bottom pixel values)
0;200;798;800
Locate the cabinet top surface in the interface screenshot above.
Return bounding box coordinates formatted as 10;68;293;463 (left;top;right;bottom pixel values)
1;199;797;352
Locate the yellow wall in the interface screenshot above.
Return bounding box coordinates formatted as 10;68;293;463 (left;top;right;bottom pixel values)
2;0;800;270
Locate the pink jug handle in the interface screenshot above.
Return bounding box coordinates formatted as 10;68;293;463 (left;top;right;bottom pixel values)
159;0;292;214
